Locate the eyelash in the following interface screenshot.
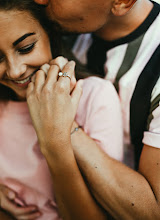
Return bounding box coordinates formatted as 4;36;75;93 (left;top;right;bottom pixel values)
0;56;4;63
18;41;37;54
0;42;37;64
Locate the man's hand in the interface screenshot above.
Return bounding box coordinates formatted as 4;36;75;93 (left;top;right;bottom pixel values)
0;184;41;220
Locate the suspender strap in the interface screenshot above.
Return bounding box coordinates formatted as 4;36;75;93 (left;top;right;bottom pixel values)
130;44;160;170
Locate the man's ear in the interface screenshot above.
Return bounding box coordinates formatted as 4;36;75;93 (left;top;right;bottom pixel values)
112;0;137;16
34;0;49;5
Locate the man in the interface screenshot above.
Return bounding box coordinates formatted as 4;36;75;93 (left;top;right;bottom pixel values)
31;0;160;219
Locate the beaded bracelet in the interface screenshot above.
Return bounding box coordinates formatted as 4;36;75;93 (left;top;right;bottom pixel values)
71;126;82;135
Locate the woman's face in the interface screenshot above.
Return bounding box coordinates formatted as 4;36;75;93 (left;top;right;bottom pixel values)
0;10;52;101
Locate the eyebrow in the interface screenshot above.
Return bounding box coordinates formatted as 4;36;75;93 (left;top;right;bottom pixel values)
13;32;35;46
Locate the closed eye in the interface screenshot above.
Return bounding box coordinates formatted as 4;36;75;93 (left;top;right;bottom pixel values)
0;55;5;63
18;41;37;54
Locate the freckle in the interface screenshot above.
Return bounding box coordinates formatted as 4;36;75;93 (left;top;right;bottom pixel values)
131;185;133;188
131;203;134;206
157;163;159;165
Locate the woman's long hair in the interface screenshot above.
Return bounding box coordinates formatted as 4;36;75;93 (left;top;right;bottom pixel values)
0;0;61;100
0;0;93;100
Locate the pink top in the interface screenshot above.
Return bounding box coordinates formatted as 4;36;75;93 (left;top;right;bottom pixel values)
0;77;123;219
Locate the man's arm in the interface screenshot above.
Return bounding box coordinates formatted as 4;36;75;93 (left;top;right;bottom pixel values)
44;142;107;220
72;129;160;220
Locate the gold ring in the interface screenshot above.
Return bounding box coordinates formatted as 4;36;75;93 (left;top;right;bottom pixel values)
58;72;71;80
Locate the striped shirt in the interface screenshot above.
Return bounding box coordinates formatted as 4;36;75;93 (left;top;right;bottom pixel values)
72;2;160;155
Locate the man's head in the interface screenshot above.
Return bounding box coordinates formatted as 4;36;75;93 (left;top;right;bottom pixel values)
34;0;137;33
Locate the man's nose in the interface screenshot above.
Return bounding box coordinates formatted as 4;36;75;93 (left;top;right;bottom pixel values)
6;58;27;79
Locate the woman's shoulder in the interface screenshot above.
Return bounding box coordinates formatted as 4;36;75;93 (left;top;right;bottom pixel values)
82;76;112;86
81;76;117;96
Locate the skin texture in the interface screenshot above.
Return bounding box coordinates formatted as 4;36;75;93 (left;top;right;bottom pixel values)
1;0;159;219
0;10;52;101
27;61;107;220
34;0;153;40
0;8;107;220
0;9;51;219
31;0;160;219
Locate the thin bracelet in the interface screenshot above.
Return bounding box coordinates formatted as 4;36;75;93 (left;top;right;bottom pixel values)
71;126;82;135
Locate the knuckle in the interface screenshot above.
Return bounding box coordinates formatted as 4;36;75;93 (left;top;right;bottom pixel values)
40;63;50;71
70;60;76;66
55;82;66;94
43;86;51;96
54;56;67;63
50;64;59;72
35;70;44;78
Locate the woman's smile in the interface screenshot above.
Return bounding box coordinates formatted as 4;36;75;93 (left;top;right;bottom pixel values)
0;10;52;100
10;69;38;88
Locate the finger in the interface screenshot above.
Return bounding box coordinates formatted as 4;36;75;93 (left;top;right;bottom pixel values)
60;60;75;82
40;63;50;75
0;185;18;204
14;197;25;207
26;82;34;98
70;74;77;93
62;60;76;92
4;188;16;201
58;61;76;94
34;70;46;93
1;196;38;216
14;206;38;216
45;64;60;89
71;80;83;110
16;211;42;220
49;56;68;70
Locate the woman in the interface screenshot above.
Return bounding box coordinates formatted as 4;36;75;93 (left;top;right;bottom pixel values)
0;0;123;219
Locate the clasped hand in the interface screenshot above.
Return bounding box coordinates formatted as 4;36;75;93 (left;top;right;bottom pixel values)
26;57;83;155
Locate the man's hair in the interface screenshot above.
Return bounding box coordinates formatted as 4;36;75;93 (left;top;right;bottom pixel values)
0;0;61;100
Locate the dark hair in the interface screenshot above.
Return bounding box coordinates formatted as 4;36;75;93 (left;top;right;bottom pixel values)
0;0;61;100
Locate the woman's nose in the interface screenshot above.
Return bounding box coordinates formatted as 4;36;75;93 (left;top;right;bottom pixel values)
6;57;27;79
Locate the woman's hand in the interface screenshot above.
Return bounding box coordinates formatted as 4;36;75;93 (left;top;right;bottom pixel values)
26;60;82;156
49;56;76;92
0;184;41;220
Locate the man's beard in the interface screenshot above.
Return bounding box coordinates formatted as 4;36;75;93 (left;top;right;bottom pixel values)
49;19;81;35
